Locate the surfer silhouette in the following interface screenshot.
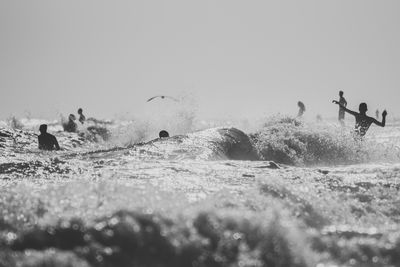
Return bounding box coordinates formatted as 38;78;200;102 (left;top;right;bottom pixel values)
78;108;86;124
159;130;169;138
38;124;60;151
332;101;387;137
297;101;305;117
63;114;78;132
337;91;347;124
375;109;380;120
147;95;178;102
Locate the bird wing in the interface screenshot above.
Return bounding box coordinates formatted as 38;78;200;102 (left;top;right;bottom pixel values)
147;95;178;102
147;96;159;102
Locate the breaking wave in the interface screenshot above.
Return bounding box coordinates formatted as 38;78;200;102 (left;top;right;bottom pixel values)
1;115;399;166
251;116;400;166
122;127;260;161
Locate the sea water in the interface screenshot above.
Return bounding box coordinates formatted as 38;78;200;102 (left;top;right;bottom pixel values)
0;115;400;267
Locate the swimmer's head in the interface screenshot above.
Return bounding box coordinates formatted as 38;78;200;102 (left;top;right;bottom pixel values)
78;108;83;114
359;103;368;113
339;91;343;96
69;114;76;121
159;130;169;138
39;124;47;134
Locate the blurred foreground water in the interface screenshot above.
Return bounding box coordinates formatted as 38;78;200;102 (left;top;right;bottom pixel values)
1;116;400;267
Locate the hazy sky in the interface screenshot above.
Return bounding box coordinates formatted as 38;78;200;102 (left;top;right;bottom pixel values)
1;0;399;120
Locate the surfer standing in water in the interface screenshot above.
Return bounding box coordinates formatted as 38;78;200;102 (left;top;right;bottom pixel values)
38;124;60;150
297;101;306;117
332;101;387;137
78;108;86;124
63;114;78;132
336;91;347;125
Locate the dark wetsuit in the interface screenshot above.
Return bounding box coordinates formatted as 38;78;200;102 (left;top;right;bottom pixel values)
38;133;60;150
297;102;305;117
79;114;86;124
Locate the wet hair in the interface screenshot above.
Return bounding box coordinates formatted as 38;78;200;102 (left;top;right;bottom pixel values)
78;108;83;114
69;114;76;120
339;91;343;96
39;124;47;133
359;103;368;113
159;130;169;138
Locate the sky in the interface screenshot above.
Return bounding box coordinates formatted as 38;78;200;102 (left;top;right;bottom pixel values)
0;0;399;120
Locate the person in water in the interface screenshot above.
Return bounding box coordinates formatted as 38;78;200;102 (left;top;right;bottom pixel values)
63;114;78;132
337;91;347;124
159;130;169;138
297;101;305;117
78;108;86;124
332;101;387;137
38;124;60;150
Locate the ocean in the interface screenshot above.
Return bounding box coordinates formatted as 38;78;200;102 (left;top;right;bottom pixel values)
0;114;400;267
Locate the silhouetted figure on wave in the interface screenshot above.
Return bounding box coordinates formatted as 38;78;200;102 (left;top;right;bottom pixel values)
63;114;78;133
38;124;60;151
297;101;305;117
159;130;169;138
78;108;86;124
376;109;380;120
332;101;387;137
337;91;347;124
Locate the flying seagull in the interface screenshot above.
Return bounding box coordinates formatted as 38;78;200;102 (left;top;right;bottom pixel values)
147;95;179;102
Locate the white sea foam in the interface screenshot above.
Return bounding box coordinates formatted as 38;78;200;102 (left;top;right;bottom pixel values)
1;114;400;266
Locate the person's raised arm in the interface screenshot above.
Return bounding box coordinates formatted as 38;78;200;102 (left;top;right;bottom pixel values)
372;110;387;127
332;100;357;116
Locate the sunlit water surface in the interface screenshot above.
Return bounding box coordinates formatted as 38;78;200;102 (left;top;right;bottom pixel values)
1;116;400;267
